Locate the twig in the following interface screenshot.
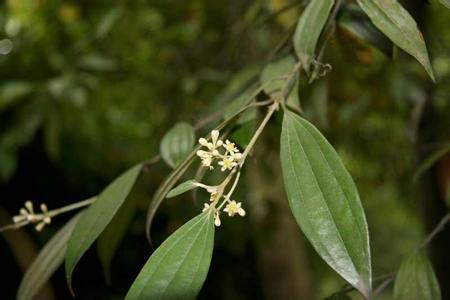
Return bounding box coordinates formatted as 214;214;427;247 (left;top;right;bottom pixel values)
419;212;450;249
373;277;395;296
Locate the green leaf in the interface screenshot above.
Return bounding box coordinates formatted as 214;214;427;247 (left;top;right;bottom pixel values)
146;152;197;241
280;110;371;297
216;66;259;109
0;148;17;182
325;293;352;300
166;180;199;198
223;87;255;121
96;7;123;38
77;54;117;72
230;120;256;149
356;0;435;81
160;122;195;168
438;0;450;9
260;55;297;95
260;55;301;111
293;0;335;73
127;212;215;300
65;163;143;291
97;193;138;284
337;4;393;57
0;81;32;112
394;252;441;300
17;214;81;300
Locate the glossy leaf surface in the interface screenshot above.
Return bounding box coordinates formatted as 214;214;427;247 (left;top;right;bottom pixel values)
280;110;371;297
357;0;435;81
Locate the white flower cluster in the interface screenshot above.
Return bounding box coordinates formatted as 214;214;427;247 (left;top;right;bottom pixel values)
198;187;246;227
13;201;52;231
197;130;242;171
195;130;246;227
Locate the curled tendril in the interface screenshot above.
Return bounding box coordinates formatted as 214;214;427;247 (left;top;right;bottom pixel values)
311;59;332;80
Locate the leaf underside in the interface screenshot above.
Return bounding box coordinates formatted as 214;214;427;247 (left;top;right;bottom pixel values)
18;213;82;300
65;163;143;290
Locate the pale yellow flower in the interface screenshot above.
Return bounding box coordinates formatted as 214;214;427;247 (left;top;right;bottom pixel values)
223;200;246;217
218;156;237;172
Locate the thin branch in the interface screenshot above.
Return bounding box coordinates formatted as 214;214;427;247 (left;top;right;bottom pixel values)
373;277;395;296
419;212;450;249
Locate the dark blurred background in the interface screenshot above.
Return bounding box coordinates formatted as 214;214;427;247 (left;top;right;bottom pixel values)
1;0;449;299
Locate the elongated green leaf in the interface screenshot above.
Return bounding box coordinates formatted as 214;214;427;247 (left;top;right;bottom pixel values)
127;212;215;300
337;4;393;57
160;122;195;168
17;213;81;300
0;81;32;112
438;0;450;9
261;55;301;110
260;55;297;95
293;0;335;73
97;193;138;284
166;180;199;198
223;86;255;121
356;0;435;81
394;252;441;300
65;163;143;290
280;110;371;297
95;7;123;38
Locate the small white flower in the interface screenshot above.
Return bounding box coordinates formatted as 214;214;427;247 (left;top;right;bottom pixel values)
218;156;237;172
40;204;51;225
197;150;214;169
25;201;34;213
12;201;52;231
199;138;208;147
223;200;246;217
13;214;26;223
196;150;209;158
202;203;210;212
202;203;221;226
211;130;220;144
224;140;239;154
209;191;220;202
204;130;222;150
232;152;243;161
214;212;221;227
